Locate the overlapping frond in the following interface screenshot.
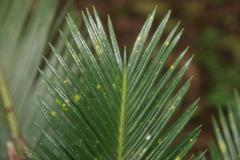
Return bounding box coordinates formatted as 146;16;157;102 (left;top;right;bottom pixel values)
211;91;240;160
30;8;202;159
0;0;70;159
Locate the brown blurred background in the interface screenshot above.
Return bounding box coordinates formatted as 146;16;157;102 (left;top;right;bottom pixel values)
71;0;240;157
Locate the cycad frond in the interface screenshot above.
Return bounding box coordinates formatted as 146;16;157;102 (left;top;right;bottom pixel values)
211;91;240;160
0;0;70;159
31;8;201;159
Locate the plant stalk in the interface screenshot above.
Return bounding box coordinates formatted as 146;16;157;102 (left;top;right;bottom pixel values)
0;68;25;159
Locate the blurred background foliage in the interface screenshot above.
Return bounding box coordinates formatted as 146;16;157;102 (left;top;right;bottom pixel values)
73;0;240;155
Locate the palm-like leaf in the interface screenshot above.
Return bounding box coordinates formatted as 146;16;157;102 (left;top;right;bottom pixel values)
0;0;70;159
30;8;201;159
211;91;240;160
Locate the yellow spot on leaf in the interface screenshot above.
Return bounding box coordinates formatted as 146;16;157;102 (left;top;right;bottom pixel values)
170;106;175;110
96;45;101;52
51;111;57;117
62;107;68;112
137;36;142;41
73;94;81;103
220;141;227;153
96;84;101;90
55;98;62;105
165;41;170;46
63;79;69;84
175;156;180;160
170;65;174;70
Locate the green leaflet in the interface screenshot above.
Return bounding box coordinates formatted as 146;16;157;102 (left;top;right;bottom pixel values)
31;7;202;160
211;91;240;160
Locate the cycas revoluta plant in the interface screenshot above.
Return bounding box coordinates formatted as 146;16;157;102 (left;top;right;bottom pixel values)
210;92;240;160
27;7;204;160
0;1;205;159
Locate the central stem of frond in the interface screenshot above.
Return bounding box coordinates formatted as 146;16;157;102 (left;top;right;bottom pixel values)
117;67;127;160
